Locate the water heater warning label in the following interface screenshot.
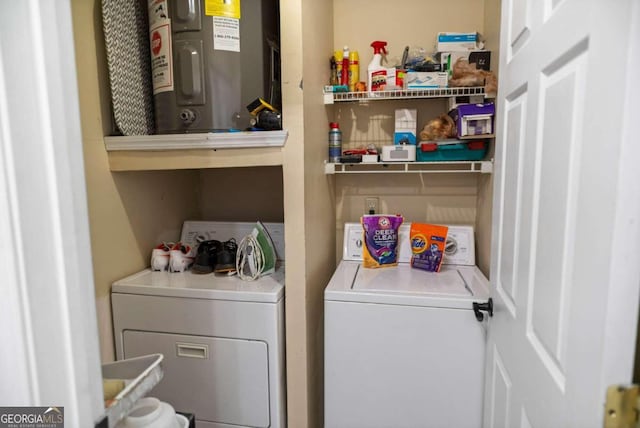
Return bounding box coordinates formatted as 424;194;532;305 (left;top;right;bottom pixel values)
205;0;241;19
213;17;240;52
149;20;173;94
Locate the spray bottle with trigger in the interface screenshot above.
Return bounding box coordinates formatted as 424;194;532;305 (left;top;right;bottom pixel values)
367;41;388;94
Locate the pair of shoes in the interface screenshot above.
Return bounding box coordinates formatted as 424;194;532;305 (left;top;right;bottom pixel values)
169;242;197;272
150;242;174;271
191;238;238;274
150;241;196;273
214;238;238;274
192;240;221;274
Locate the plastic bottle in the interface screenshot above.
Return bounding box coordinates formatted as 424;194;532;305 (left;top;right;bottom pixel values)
368;41;388;93
328;122;342;163
341;46;350;86
348;50;359;92
334;50;343;84
329;56;338;85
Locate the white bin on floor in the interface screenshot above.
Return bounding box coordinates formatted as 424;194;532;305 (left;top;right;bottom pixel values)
115;397;188;428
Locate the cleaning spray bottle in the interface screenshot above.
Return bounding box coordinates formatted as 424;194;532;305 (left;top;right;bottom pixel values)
368;41;388;93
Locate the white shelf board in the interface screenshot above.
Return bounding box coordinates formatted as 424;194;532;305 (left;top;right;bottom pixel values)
103;130;287;171
325;160;493;175
104;130;288;151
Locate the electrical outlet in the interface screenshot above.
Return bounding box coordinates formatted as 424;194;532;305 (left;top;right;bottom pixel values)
365;197;379;214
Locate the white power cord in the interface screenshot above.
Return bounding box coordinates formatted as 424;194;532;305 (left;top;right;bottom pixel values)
236;234;265;281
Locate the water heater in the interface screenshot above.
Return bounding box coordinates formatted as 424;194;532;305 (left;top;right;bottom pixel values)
148;0;279;133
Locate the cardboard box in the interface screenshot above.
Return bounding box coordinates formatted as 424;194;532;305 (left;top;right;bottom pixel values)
437;32;481;51
406;71;448;89
448;103;495;137
386;68;406;90
394;109;417;145
439;51;491;78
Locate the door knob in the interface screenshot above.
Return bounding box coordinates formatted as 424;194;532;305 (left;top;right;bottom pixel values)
473;298;493;322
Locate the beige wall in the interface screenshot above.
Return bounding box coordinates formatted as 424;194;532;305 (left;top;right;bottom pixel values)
301;2;336;427
71;0;201;361
334;0;485;72
280;0;336;425
279;0;311;425
199;167;284;222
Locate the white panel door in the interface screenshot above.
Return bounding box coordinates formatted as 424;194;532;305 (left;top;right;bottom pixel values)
485;0;640;427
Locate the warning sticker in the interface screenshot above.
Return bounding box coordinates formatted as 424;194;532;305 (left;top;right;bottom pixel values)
148;0;169;28
149;20;173;94
213;17;240;52
205;0;241;19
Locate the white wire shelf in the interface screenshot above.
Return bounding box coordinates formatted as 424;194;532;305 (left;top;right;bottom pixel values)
324;160;493;175
323;87;487;104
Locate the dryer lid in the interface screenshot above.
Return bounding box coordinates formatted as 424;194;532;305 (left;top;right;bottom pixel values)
112;267;285;303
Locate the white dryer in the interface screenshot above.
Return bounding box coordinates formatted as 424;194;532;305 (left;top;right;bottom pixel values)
112;222;286;428
325;222;491;428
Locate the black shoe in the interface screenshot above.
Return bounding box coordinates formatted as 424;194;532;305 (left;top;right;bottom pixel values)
192;240;221;274
214;238;238;274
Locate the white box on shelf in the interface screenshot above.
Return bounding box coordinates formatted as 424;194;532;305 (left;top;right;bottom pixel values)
394;109;417;145
405;71;448;89
436;32;481;51
381;145;416;162
461;114;493;136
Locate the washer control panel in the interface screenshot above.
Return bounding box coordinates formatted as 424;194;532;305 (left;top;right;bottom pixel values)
343;222;475;265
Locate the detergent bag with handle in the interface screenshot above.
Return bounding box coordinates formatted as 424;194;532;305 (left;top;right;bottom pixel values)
361;214;404;268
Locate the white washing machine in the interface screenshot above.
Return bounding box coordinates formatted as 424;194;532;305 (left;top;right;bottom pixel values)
325;222;491;428
112;221;286;428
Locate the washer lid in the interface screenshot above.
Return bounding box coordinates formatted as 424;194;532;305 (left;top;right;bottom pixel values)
112;266;284;303
325;262;489;309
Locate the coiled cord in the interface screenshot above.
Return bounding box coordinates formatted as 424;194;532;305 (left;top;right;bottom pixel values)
236;234;265;281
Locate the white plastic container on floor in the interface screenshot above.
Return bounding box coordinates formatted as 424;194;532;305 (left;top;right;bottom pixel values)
116;397;185;428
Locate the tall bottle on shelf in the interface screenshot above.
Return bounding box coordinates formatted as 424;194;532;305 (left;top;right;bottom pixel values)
341;47;350;86
334;50;343;84
348;50;359;92
330;56;339;85
368;41;388;94
328;122;342;163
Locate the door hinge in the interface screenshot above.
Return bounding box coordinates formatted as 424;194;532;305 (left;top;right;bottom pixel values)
604;384;640;428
